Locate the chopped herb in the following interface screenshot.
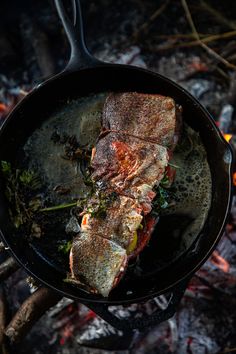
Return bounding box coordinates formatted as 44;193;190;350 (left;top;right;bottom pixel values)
153;173;170;203
51;131;93;165
152;184;169;212
160;173;169;187
1;161;11;174
83;174;94;188
58;240;72;254
19;170;41;190
86;191;117;219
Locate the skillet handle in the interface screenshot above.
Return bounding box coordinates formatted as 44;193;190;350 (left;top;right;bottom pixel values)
54;0;102;71
85;279;189;331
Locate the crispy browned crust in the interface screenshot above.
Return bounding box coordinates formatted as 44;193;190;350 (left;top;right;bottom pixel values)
91;132;169;195
102;92;180;148
81;195;142;249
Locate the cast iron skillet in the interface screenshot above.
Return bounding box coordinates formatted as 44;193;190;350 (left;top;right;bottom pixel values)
0;0;233;330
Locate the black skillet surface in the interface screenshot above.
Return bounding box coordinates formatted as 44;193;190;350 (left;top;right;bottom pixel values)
0;0;233;329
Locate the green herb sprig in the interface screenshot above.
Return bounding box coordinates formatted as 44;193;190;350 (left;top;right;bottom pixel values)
58;240;72;254
1;161;42;228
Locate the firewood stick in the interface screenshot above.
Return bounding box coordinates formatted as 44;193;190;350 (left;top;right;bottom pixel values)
5;287;61;343
0;286;9;354
0;258;20;283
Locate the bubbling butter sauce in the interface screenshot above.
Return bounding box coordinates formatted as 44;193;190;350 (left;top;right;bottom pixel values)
24;93;106;204
163;124;212;252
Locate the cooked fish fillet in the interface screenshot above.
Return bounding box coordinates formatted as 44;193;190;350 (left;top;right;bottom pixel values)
70;232;127;297
91;132;169;214
81;195;143;250
70;92;182;296
102;92;181;149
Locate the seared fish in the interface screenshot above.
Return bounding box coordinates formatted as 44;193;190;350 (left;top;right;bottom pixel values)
69;92;181;296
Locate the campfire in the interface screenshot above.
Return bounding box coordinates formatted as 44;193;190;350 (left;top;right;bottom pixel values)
1;0;236;353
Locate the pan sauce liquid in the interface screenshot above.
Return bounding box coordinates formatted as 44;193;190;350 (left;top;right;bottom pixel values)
169;125;212;244
23;93;212;274
157;125;212;260
132;124;212;274
24;93;106;205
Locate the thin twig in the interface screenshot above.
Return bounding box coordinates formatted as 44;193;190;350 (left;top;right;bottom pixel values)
191;30;236;45
220;347;236;353
156;30;236;51
200;0;236;31
132;0;170;41
154;33;209;39
226;53;236;62
0;258;20;283
181;0;236;70
215;67;230;81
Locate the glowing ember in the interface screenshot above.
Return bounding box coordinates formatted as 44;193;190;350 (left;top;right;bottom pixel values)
233;172;236;186
210;251;230;273
188;60;208;72
0;102;8;119
59;307;96;345
224;134;232;143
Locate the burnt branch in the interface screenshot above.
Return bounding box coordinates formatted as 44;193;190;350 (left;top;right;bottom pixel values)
0;286;9;354
5;287;61;343
0;258;20;283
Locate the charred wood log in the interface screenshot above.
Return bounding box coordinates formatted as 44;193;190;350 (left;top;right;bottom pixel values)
0;258;20;283
0;286;9;354
5;287;61;343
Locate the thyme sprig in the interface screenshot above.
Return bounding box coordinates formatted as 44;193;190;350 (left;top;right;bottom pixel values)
58;240;72;254
1;161;42;228
40;202;78;212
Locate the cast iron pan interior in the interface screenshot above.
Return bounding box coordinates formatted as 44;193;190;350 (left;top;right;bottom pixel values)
0;65;232;304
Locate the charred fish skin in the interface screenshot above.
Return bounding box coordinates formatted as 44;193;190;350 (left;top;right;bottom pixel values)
70;233;127;297
70;92;182;297
80;195;143;250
